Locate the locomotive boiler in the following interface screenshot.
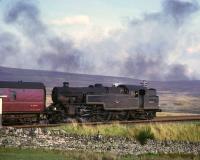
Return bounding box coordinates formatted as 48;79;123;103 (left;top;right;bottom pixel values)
46;82;160;123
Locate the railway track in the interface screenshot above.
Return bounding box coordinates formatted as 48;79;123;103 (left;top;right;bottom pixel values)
3;115;200;128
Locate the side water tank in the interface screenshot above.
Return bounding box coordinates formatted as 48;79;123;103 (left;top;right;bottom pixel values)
148;88;157;96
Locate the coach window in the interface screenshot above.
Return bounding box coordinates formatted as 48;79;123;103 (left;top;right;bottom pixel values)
0;89;3;95
10;91;17;101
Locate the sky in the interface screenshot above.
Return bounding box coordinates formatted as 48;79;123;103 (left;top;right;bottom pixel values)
0;0;200;81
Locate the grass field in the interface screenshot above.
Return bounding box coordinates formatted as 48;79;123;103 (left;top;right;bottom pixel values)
0;148;199;160
156;112;199;117
158;91;200;114
54;122;200;142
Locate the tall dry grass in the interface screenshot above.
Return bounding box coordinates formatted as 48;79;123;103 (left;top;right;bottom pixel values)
55;122;200;142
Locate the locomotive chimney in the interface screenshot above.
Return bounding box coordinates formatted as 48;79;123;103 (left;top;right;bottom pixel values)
63;82;69;87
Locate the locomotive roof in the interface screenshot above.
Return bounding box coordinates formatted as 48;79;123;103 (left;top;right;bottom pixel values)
118;84;146;91
0;81;45;89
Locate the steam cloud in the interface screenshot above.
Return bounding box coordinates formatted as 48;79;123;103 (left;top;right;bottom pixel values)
121;0;199;80
0;0;199;80
3;0;88;72
81;0;199;80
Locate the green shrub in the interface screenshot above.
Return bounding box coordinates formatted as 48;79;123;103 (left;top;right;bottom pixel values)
135;127;155;145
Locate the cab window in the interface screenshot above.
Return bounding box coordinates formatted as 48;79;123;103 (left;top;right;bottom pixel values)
139;89;146;95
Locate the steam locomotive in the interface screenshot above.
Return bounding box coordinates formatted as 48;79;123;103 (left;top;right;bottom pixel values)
0;81;160;124
46;82;160;123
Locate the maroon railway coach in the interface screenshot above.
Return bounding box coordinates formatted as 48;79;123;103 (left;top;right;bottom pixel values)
0;81;46;124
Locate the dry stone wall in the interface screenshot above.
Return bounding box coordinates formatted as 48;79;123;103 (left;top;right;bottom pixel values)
0;127;200;155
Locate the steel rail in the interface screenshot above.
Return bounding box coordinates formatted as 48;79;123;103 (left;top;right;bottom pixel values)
3;115;200;128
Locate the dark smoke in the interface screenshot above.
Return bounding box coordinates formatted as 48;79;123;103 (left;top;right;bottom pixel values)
122;0;199;80
4;1;46;38
163;0;199;25
38;38;82;71
125;54;165;80
0;32;19;62
3;0;89;72
138;0;199;26
166;64;190;81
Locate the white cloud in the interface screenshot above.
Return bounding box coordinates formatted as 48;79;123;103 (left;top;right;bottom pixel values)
187;45;200;54
51;15;91;26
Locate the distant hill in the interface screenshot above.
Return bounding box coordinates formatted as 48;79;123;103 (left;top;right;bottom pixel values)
1;66;200;94
1;66;200;113
0;66;140;89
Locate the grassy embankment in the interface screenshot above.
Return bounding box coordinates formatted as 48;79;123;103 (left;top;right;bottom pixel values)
156;112;199;116
53;122;200;142
0;147;199;160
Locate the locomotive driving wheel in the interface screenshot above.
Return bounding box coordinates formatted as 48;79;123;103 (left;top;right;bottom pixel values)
116;111;129;121
145;111;155;120
94;112;111;122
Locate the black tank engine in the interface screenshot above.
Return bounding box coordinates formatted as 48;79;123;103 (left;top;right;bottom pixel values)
46;82;160;123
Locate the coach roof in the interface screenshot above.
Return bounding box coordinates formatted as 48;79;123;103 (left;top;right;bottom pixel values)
0;81;45;89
